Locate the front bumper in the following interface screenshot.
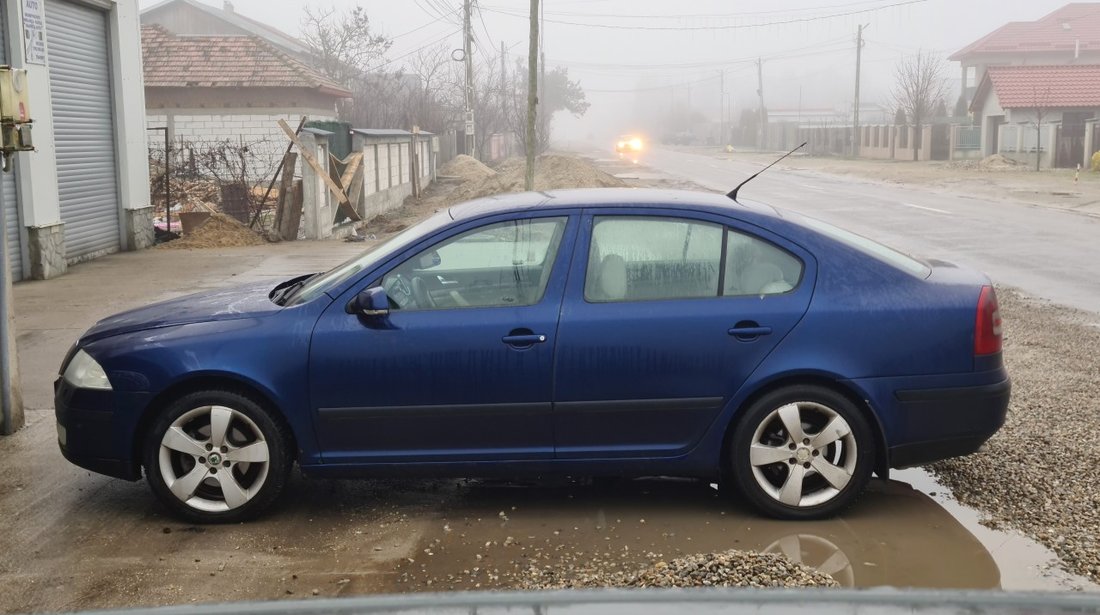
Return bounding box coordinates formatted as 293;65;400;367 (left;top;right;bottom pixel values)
54;378;144;481
887;378;1011;468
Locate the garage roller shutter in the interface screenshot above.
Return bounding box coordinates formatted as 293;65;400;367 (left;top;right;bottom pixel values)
46;0;121;261
0;0;22;281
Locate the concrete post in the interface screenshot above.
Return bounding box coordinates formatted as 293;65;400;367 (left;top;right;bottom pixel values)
1084;120;1096;170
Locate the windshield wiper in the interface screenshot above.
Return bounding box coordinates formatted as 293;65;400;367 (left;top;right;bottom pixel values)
272;273;320;306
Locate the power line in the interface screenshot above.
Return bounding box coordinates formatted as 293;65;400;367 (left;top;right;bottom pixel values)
483;0;907;20
373;28;462;71
389;6;462;40
513;37;854;74
480;0;927;31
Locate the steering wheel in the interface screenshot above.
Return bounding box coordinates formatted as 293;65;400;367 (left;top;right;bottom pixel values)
383;274;413;309
411;276;437;309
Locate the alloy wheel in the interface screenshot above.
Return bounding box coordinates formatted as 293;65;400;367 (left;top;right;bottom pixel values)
748;401;858;508
157;405;271;513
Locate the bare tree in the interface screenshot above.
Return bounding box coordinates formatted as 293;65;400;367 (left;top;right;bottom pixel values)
1026;86;1054;172
301;5;391;84
301;5;392;122
891;51;949;161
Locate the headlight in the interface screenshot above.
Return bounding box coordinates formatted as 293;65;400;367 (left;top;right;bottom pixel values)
630;138;643;151
63;349;112;390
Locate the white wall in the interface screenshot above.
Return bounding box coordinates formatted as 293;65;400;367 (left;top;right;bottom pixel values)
147;109;338;179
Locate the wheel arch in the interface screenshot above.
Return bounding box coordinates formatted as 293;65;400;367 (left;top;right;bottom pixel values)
719;373;890;480
132;372;300;474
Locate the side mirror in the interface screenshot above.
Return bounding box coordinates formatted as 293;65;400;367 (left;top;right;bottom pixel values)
348;287;390;318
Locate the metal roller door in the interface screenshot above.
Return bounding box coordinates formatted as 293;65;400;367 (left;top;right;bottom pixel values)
0;0;23;281
46;0;121;261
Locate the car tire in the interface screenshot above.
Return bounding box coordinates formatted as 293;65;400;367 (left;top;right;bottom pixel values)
729;385;874;520
143;389;292;523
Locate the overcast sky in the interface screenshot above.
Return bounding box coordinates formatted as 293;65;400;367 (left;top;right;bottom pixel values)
139;0;1080;139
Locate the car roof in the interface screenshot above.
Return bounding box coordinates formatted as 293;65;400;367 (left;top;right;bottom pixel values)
448;188;784;224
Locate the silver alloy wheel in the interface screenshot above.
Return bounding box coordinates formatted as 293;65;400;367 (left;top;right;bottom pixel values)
749;401;858;508
158;405;270;513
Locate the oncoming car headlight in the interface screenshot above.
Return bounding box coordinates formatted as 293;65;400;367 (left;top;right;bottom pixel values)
63;349;112;391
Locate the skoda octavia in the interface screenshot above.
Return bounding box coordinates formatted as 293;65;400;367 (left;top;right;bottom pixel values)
55;188;1009;522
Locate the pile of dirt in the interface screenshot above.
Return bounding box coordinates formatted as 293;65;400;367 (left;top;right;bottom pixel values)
159;213;267;249
444;154;627;206
438;154;497;183
521;549;839;590
946;154;1026;172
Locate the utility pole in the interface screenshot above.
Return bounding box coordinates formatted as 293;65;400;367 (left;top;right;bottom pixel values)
500;41;507;121
463;0;475;158
525;0;539;191
853;24;867;158
719;70;725;147
0;164;23;436
756;58;766;151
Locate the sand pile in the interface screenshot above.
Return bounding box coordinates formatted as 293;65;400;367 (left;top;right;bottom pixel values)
947;154;1025;171
444;154;627;206
438;154;497;183
159;213;267;249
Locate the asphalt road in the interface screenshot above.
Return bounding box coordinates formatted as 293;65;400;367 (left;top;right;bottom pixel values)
633;148;1100;314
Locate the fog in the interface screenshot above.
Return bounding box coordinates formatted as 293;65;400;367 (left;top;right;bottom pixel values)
139;0;1078;142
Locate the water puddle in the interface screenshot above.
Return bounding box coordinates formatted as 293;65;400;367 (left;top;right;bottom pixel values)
394;471;1097;592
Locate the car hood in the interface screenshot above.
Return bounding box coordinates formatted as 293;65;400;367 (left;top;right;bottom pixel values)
82;281;281;343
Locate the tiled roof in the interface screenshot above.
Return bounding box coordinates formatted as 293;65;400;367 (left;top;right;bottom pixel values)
951;3;1100;60
975;64;1100;109
140;24;351;97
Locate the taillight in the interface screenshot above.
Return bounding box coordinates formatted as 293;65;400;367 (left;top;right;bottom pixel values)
974;285;1002;355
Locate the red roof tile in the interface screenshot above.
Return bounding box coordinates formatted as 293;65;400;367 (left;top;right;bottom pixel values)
950;3;1100;60
140;24;351;97
977;64;1100;108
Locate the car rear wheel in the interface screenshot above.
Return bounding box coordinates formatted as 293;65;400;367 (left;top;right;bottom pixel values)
143;390;291;523
729;385;874;520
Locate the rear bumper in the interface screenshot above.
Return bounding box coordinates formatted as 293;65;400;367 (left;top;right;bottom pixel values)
887;379;1010;468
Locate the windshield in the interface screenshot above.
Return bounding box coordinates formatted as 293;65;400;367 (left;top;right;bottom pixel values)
287;210;452;305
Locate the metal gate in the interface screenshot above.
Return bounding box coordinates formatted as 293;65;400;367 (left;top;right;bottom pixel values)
46;0;121;262
0;0;22;281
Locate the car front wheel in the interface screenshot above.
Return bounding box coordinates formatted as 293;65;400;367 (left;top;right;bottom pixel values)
143;390;291;523
729;385;874;520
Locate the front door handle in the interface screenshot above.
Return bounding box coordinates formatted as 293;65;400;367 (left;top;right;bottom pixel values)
728;324;773;341
502;334;547;347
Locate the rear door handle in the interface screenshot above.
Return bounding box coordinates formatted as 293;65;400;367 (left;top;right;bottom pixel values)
502;334;547;346
728;326;773;339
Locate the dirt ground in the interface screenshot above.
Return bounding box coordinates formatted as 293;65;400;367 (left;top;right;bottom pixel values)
671;146;1100;217
2;154;1098;613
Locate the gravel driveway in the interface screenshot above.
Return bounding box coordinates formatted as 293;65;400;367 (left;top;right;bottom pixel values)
931;289;1100;585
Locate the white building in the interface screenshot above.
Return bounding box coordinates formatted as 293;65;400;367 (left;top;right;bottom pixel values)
2;0;150;282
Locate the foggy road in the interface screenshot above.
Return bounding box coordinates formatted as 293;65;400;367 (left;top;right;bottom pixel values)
638;148;1100;314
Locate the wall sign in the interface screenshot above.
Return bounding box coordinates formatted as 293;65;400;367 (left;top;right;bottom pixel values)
21;0;47;65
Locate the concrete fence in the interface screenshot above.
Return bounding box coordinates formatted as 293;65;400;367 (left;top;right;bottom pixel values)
297;128;440;241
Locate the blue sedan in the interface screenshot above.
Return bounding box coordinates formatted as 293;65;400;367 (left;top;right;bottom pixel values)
55;189;1009;522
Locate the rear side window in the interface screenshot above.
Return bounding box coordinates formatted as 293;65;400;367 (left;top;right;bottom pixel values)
725;230;803;296
586;217;722;302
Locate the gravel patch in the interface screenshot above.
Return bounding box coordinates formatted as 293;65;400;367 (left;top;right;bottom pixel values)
520;550;839;590
930;288;1100;584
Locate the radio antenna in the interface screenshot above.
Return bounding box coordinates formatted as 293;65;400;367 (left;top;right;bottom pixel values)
727;141;807;201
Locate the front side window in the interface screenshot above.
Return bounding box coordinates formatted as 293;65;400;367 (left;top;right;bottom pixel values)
382;217;567;311
586;216;723;302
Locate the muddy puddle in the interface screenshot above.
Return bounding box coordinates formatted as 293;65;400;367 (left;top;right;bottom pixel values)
393;472;1097;592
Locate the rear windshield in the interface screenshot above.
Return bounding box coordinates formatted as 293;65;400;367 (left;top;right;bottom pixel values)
795;214;931;278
